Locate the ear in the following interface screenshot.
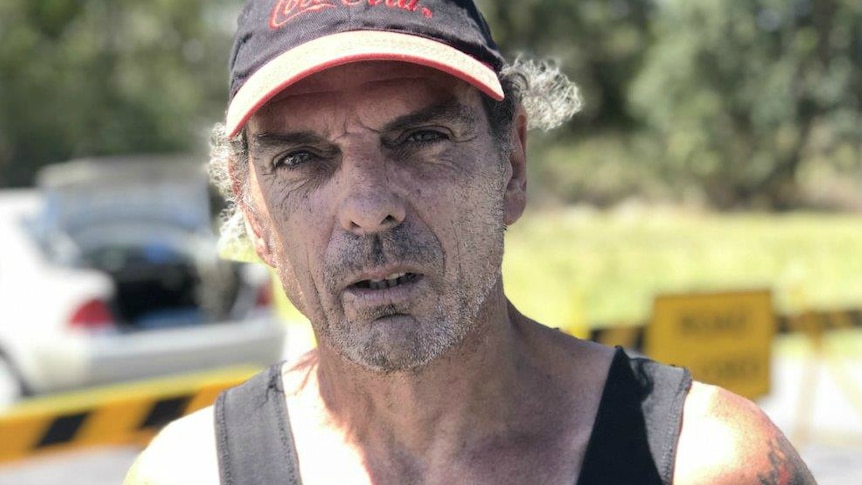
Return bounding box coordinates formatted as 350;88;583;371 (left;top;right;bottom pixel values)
229;156;277;267
504;105;528;226
243;208;276;267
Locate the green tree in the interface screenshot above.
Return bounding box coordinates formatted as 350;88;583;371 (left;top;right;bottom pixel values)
631;0;862;209
479;0;654;129
0;0;237;187
478;0;667;207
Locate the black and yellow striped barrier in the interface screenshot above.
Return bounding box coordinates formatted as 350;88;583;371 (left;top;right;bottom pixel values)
589;323;646;350
777;309;862;334
590;308;862;350
0;366;259;463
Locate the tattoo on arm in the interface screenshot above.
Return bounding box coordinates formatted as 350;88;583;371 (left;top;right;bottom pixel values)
757;435;817;485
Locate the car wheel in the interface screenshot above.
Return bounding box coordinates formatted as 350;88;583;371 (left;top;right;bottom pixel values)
0;357;23;409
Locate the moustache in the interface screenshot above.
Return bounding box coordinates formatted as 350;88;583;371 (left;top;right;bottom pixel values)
323;223;443;290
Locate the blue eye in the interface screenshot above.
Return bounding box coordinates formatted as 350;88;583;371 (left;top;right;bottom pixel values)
274;151;314;169
405;130;447;144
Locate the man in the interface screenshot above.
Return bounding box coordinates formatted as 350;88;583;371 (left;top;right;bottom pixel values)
125;0;816;483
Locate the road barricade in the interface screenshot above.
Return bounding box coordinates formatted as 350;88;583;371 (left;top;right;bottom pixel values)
0;366;259;463
590;290;862;400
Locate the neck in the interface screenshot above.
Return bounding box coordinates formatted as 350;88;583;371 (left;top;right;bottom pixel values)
312;288;534;457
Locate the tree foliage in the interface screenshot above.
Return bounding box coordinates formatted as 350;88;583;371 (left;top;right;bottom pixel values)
630;0;862;209
0;0;236;187
481;0;862;209
479;0;653;129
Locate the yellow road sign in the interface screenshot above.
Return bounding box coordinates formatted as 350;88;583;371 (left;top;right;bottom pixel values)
645;290;775;399
0;366;259;463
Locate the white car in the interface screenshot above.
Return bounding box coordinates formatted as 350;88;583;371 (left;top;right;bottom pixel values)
0;157;286;407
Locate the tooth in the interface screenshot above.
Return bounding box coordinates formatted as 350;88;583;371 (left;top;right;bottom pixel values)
360;273;413;290
386;272;406;282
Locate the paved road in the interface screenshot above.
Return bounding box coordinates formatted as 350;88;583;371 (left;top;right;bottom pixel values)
0;447;138;485
1;332;860;484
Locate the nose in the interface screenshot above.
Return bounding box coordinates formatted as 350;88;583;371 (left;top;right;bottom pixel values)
337;157;407;235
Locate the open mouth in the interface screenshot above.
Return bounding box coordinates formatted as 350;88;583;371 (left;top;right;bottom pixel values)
353;272;419;290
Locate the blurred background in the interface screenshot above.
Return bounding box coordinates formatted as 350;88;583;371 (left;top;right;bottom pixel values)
0;0;860;483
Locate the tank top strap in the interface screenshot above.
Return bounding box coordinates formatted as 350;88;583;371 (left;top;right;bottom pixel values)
576;347;691;485
215;362;302;485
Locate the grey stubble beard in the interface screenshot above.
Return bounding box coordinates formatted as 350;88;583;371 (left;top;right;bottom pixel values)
318;219;505;374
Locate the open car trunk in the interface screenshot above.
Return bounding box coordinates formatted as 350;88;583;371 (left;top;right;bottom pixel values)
34;156;266;330
80;241;251;329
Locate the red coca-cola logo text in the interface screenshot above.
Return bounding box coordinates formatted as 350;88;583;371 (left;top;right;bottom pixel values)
270;0;430;30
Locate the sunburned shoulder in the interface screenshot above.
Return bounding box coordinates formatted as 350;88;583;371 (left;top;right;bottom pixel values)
123;406;220;485
673;382;817;485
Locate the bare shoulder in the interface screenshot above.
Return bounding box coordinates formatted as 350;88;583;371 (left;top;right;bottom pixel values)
123;406;220;485
673;382;816;485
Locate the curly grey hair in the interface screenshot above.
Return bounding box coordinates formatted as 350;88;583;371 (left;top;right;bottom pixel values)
209;57;582;260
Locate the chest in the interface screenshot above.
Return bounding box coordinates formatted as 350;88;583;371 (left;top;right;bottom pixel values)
290;423;593;485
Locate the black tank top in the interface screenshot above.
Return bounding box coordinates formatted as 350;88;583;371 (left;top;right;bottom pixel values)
215;347;691;485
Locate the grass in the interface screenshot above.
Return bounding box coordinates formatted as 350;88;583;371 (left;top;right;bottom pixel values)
502;205;862;335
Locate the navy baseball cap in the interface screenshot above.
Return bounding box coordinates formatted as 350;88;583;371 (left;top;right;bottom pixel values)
225;0;506;137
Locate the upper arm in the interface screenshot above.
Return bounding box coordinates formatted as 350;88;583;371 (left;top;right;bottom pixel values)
673;382;816;485
123;406;220;485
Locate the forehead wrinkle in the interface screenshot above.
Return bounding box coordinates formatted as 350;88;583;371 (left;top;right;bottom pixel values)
251;76;482;148
334;108;380;142
265;97;481;146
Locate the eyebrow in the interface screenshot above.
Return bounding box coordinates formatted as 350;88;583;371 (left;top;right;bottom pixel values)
380;98;480;134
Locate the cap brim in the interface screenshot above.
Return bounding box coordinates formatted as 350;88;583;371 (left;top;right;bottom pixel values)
225;30;503;137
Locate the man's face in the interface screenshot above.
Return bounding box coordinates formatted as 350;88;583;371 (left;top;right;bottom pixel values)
243;62;523;372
